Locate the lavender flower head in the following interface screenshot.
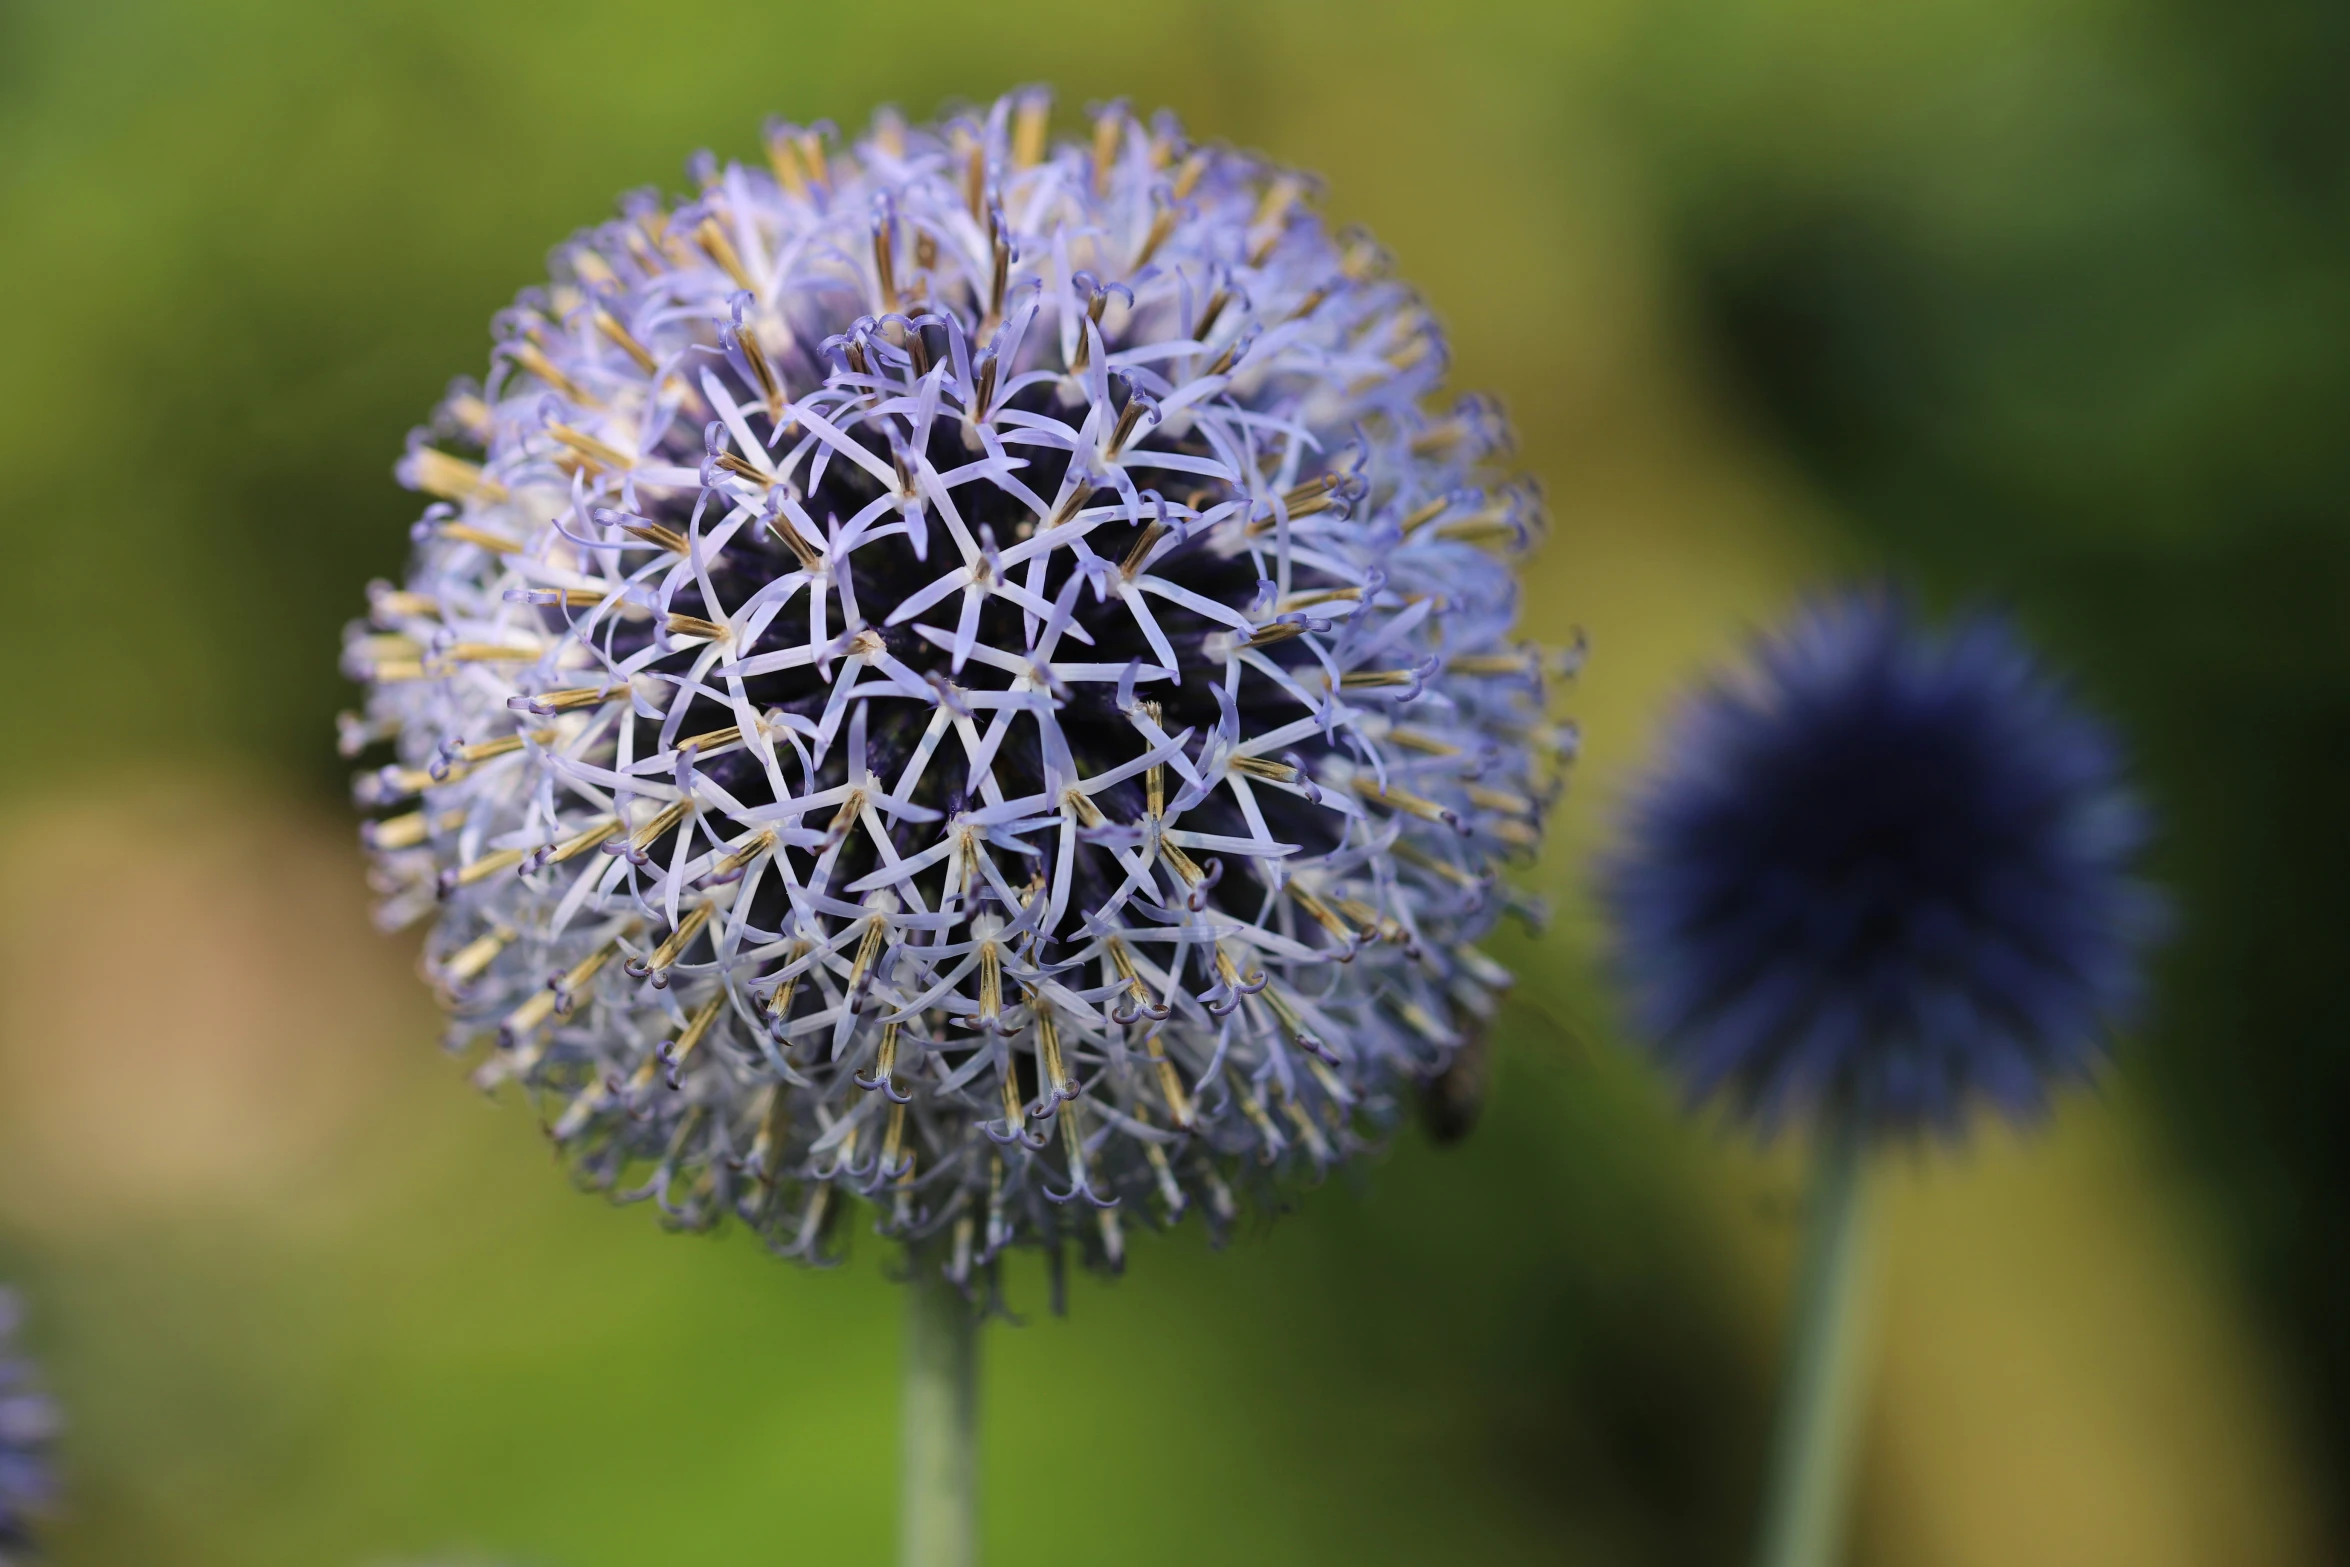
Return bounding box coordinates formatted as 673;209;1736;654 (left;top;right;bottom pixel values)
0;1291;58;1564
342;91;1571;1286
1602;591;2159;1136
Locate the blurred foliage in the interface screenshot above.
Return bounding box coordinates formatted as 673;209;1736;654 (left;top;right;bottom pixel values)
0;0;2336;1561
1612;0;2350;1525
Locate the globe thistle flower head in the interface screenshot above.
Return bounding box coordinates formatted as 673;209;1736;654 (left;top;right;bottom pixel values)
1602;590;2159;1137
0;1291;58;1564
342;91;1571;1290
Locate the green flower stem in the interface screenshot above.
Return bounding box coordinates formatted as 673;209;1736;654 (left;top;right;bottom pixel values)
901;1256;980;1567
1753;1116;1877;1567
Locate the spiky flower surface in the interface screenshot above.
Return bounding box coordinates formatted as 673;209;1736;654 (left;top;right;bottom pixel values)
1603;591;2159;1136
342;91;1570;1285
0;1291;58;1565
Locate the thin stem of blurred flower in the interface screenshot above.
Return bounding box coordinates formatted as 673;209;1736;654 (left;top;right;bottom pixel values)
1753;1115;1876;1567
902;1254;979;1567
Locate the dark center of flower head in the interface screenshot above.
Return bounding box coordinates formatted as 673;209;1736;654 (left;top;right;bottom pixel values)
1609;594;2156;1133
343;93;1572;1285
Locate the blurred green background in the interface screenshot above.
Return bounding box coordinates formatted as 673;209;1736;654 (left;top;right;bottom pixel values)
0;0;2341;1562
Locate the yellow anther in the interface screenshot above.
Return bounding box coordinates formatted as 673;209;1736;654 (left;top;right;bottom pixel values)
1285;882;1355;944
545;815;620;865
1383;727;1462;757
452;733;527;765
1171;149;1210;200
528;685;625;714
1118;519;1167;580
767;515;825;571
1280;473;1341;510
621;519;691;554
1059;1098;1090;1181
1434;513;1530;550
1143;1029;1193;1128
369;766;446;800
446;393;496;443
1034;1005;1069;1100
451;847;526;887
437;926;513;985
408;448;507;504
1194;287;1232;344
712;827;776;876
1331;896;1404;947
1282;1094;1331;1162
766;939;812;1024
872;221;899;315
748;1082;793;1180
647;903;714;973
735;323;789;421
1228;754;1300;784
766;130;811;198
554;936;624;1012
510;340;592;404
502;987;558;1040
671;991;725;1067
547;422;634;473
1141;700;1166;817
1237;1083;1282;1153
978;940;1003;1027
824;787;868;845
435;523;521;556
1487;819;1540;850
1248;177;1304;264
960;136;988;222
629;798;690;855
1274;585;1362;614
846;910;889;994
1011;89;1050;170
1091;107;1122;197
371;590;440;621
1354;776;1452;824
797;129;831;191
1132;202;1177;271
531;587;614;610
1466;784;1536;816
1394;999;1453;1046
999;1053;1025;1133
694;217;754;291
1447;651;1538;678
674;723;743;756
595;309;658;373
441;641;542;664
366;811;432;851
1160;837;1207;887
1106;394;1152;458
1045;476;1095;527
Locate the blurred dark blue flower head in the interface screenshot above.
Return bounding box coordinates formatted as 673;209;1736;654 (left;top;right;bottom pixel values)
1602;589;2162;1136
0;1290;58;1565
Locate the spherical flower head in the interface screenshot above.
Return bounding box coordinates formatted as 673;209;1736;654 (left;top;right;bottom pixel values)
0;1291;59;1564
1602;590;2160;1137
341;90;1571;1289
